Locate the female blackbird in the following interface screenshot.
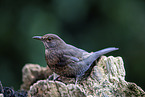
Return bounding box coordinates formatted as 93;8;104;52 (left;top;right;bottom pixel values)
33;34;118;84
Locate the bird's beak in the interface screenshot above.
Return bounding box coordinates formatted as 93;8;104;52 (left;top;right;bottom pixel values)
32;36;42;40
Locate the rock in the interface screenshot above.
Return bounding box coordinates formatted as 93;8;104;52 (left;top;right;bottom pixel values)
21;64;53;90
21;56;145;97
28;80;86;97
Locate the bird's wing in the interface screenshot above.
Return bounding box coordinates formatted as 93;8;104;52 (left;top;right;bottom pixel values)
63;55;79;62
64;44;90;59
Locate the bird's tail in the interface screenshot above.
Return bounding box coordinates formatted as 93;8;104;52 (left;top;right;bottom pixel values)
76;47;118;77
84;47;119;65
94;47;118;56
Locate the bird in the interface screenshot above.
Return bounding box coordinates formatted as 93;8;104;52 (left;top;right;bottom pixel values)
32;34;118;85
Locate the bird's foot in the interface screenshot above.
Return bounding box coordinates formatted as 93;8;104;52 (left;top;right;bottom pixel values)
47;73;60;81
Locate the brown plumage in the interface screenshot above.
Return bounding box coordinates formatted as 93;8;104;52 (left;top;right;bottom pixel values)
33;34;118;84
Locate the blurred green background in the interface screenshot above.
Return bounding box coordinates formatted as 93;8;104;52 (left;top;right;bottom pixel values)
0;0;145;90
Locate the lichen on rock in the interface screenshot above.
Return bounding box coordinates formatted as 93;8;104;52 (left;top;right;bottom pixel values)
21;56;145;97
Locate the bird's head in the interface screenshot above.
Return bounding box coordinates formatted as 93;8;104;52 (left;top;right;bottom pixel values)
32;34;66;49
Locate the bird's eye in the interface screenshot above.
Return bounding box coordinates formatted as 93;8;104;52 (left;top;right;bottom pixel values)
48;37;52;41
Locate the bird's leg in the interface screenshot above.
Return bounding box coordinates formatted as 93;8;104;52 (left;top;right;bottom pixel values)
75;75;80;86
75;78;78;86
47;73;60;81
47;74;54;80
53;75;60;81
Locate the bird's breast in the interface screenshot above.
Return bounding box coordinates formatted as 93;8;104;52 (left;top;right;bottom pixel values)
45;49;60;66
